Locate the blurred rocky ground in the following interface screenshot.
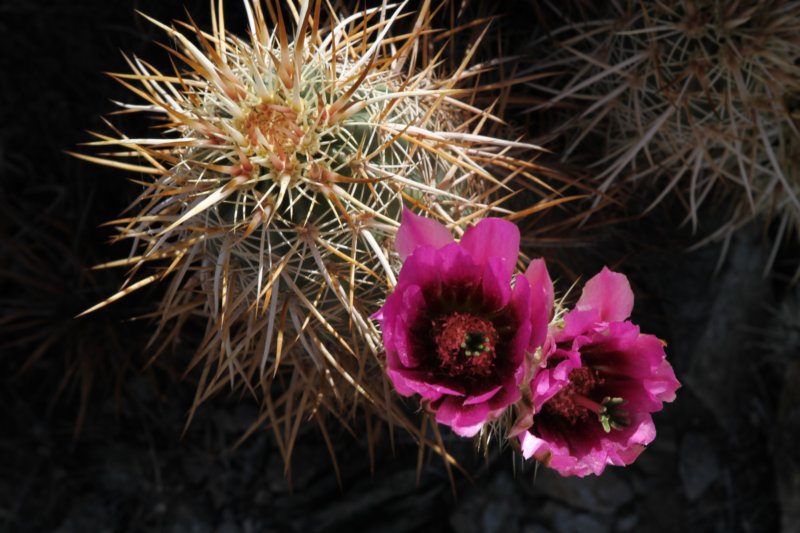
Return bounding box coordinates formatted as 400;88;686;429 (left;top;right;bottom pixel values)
1;1;798;532
3;225;795;532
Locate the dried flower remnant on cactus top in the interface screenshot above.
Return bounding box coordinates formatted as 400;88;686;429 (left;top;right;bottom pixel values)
374;209;553;436
75;0;549;455
519;268;680;477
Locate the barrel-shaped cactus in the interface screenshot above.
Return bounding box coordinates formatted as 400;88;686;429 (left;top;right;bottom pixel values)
77;0;549;461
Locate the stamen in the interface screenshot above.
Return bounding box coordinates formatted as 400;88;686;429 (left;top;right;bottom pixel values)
462;330;492;357
598;397;630;433
432;312;498;378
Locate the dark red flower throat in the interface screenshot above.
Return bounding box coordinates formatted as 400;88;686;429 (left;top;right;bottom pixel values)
543;367;602;424
433;312;498;379
543;366;630;433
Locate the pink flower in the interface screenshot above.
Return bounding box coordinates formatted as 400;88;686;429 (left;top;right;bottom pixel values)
520;267;680;476
373;209;552;437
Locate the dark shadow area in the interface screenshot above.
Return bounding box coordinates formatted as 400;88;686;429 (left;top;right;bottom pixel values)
0;1;796;532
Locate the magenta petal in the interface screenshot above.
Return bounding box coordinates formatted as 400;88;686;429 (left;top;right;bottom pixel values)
527;283;549;352
614;443;647;467
463;385;503;406
392;285;427;368
438;244;483;289
520;430;581;476
557;308;601;342
450;420;485;438
454;403;490;427
519;431;551;460
645;360;681;404
588;324;680;406
454;423;484;437
505;274;533;368
633;334;681;403
385;368;417;397
433;396;459;425
395;208;454;260
459;218;520;273
576;267;634;322
600;413;656;469
487;378;521;409
531;348;581;412
524;259;554;319
376;293;403;367
604;378;663;413
612;416;655;466
389;368;464;399
435;397;491;437
509;316;533;372
395;246;440;288
625;414;657;448
480;257;513;312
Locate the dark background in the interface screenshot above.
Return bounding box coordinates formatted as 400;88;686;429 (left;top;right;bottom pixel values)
1;1;798;532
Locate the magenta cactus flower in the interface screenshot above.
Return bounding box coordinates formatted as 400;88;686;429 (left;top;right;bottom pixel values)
373;209;552;437
519;267;680;476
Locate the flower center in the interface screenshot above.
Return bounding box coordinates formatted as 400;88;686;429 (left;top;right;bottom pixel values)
543;366;630;432
542;366;601;424
432;312;498;378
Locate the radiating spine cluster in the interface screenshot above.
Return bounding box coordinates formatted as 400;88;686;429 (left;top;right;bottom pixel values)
526;0;800;265
77;0;550;466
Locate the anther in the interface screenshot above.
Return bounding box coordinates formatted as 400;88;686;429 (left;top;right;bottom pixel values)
598;397;630;433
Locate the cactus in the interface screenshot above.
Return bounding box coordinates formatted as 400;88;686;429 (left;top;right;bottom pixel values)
75;0;550;466
527;0;800;267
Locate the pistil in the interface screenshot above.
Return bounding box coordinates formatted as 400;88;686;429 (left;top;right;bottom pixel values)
598;397;630;433
460;330;492;357
541;366;630;432
572;394;630;432
433;312;498;378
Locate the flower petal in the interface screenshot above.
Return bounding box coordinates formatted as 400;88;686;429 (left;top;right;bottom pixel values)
395;208;454;260
388;368;464;399
531;344;582;412
601;412;656;468
524;258;554;319
479;256;513;312
519;430;551;460
435;396;491;437
385;368;417;397
487;377;522;409
377;283;428;370
462;385;503;406
438;244;483;291
392;285;428;368
576;266;634;322
582;324;680;406
520;430;581;476
459;218;520;274
527;284;549;351
556;308;601;341
450;419;485;438
634;334;681;403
